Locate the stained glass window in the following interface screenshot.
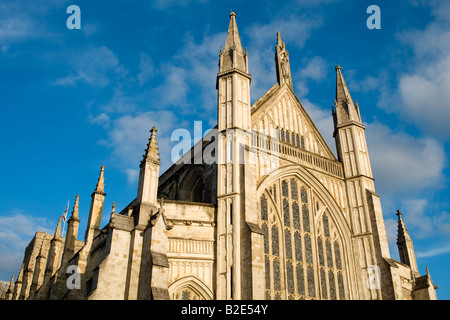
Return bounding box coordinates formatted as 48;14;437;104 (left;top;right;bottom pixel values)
265;258;270;290
285;229;292;260
323;214;330;237
283;199;290;227
320;268;327;300
182;290;190;300
338;272;345;300
302;205;310;232
307;266;315;298
294;232;302;262
318;211;346;300
287;261;294;294
259;177;347;301
318;237;324;266
292;202;300;230
326;239;333;268
261;195;268;221
290;179;298;200
272;225;279;257
301;187;308;203
329;271;336;300
262;223;269;254
282;180;288;197
273;258;281;291
334;242;342;270
296;264;305;296
304;234;312;264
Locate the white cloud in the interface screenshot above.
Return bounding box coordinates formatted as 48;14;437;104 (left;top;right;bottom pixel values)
292;56;328;96
100;110;182;177
0;1;66;45
88;113;111;128
137;52;154;87
153;31;225;112
151;65;189;108
378;2;450;138
365;122;446;196
0;17;35;42
52;46;123;87
245;15;321;50
417;243;450;258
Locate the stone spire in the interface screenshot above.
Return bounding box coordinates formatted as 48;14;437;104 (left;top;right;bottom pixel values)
54;216;62;239
12;264;24;300
333;65;361;126
137;128;161;209
396;210;418;273
142;127;160;165
396;210;412;242
275;31;292;87
219;11;248;73
72;195;79;219
95;165;105;194
86;166;106;240
5;274;14;300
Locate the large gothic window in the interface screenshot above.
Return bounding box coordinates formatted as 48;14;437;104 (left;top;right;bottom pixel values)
260;177;347;300
317;213;346;300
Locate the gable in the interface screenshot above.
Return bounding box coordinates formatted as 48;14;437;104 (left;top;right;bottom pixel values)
251;84;336;161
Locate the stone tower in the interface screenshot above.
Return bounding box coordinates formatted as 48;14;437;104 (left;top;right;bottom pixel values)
216;11;264;300
332;65;394;299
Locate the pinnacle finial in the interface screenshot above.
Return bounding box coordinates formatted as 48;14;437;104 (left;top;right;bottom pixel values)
112;201;116;214
143;127;160;163
335;65;341;71
71;195;80;219
220;9;246;73
54;216;62;238
95;165;105;193
397;209;412;243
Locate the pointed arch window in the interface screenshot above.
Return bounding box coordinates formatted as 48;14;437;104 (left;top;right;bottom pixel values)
260;177;316;299
317;212;346;300
259;176;348;300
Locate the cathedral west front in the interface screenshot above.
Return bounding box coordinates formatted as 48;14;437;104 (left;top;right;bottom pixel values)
2;12;438;301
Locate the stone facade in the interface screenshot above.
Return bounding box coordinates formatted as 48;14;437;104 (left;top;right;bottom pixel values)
2;12;438;300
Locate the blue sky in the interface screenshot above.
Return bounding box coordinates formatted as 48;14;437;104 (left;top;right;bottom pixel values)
1;0;449;299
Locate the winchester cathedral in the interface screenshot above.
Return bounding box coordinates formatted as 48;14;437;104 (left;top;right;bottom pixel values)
2;12;438;301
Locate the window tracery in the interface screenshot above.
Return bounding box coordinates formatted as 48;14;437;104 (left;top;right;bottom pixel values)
259;176;347;300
